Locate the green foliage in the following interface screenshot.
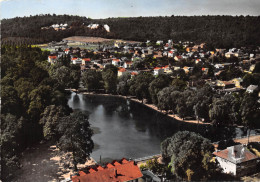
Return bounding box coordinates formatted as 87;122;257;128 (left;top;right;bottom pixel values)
82;69;103;91
117;72;131;95
161;131;216;180
57;111;94;171
129;72;154;102
139;164;147;171
39;105;69;140
102;69;117;93
146;157;169;175
149;74;171;105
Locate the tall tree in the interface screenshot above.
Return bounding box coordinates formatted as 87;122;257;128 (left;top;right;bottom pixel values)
57;111;94;171
161;131;216;181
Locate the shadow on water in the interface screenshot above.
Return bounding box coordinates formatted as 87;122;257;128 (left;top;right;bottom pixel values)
68;93;259;161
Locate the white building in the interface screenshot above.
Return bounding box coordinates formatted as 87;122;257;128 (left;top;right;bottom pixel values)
153;67;164;76
213;145;259;176
71;58;82;64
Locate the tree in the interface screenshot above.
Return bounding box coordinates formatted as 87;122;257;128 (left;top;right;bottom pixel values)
102;69;117;93
117;72;131;95
82;69;102;91
161;131;216;181
129;72;154;103
149;74;171;105
171;78;187;91
209;97;230;126
39;105;68;140
157;87;175;113
240;93;260;143
57;111;94;171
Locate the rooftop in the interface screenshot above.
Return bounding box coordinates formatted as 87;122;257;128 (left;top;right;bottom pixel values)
71;158;143;182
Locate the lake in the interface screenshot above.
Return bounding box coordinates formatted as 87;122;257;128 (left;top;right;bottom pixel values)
68;92;258;163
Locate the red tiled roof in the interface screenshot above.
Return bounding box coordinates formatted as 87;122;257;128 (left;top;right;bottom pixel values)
213;145;259;164
71;159;143;182
65;49;70;51
125;61;133;65
48;56;57;59
131;72;138;76
71;58;78;60
83;58;91;61
118;67;126;72
169;51;173;54
112;59;120;62
154;67;161;70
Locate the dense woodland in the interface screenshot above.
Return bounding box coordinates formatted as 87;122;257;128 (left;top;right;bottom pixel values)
0;46;93;180
1;14;260;48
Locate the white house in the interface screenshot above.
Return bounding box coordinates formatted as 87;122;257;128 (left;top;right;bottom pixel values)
71;58;82;64
123;61;133;69
213;145;259;176
112;59;121;66
153;67;164;76
48;55;57;64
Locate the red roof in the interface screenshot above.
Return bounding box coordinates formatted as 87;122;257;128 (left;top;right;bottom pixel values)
125;61;133;65
83;58;91;62
48;55;57;59
71;58;78;61
213;145;258;164
71;159;143;182
65;49;70;51
112;59;120;62
169;51;173;54
131;72;138;76
154;67;161;70
118;67;126;72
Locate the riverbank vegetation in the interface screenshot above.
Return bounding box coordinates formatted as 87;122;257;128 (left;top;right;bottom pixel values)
81;66;260;131
0;46;93;181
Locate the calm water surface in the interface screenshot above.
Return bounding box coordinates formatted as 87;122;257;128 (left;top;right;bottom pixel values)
68;92;258;162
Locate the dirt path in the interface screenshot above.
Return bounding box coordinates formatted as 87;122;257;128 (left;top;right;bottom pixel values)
234;135;260;144
12;141;96;182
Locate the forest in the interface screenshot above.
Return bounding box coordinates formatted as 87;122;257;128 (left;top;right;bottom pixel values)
0;46;93;180
1;14;260;48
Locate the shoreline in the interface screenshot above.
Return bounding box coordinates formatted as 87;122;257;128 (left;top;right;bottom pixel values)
79;91;211;126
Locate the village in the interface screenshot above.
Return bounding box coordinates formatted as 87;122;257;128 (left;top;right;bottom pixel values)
46;36;260;95
42;37;260;181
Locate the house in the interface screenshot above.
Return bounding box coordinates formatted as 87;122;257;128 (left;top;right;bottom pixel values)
118;67;127;77
123;61;133;69
153;67;164;76
231;78;243;88
82;58;91;65
71;158;143;182
72;58;82;64
246;85;259;93
213;145;259;176
201;67;209;74
174;55;183;61
112;59;121;66
48;55;57;64
216;80;235;89
168;51;174;57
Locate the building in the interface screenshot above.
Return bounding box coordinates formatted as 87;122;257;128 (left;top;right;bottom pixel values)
48;55;57;64
72;58;82;64
71;158;143;182
213;145;259;176
153;67;164;76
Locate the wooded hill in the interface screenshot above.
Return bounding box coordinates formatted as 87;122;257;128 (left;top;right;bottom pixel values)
1;14;260;48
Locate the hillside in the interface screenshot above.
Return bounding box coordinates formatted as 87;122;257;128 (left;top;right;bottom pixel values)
1;14;260;48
